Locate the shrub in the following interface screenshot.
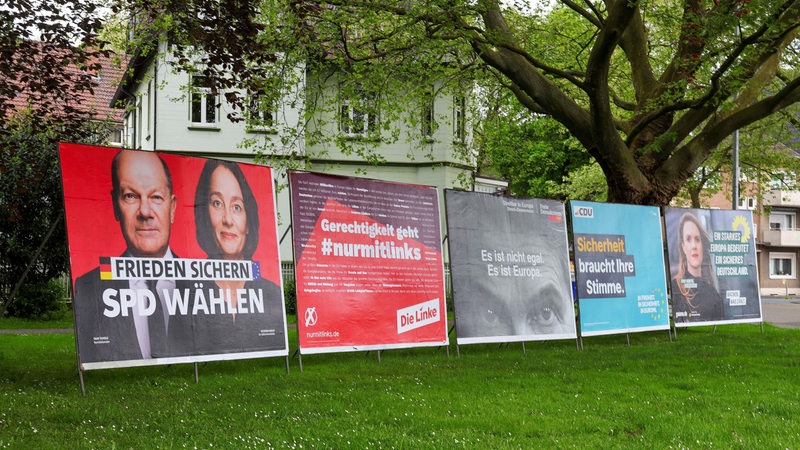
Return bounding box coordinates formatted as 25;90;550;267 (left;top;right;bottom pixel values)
6;278;67;319
283;277;297;315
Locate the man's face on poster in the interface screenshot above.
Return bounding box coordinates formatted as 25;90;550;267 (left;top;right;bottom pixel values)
462;249;573;337
454;205;574;338
113;151;176;258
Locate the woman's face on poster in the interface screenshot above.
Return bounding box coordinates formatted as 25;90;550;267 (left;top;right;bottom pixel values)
208;166;248;259
681;219;703;276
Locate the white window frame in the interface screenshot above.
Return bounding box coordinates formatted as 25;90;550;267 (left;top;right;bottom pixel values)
136;97;143;147
247;93;277;131
769;210;795;230
421;87;435;140
190;76;218;125
107;126;123;147
769;252;797;279
340;92;378;137
123;110;134;147
738;196;756;210
146;81;152;138
769;171;797;190
453;95;466;143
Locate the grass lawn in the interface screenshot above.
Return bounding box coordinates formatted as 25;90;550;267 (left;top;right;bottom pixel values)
1;324;799;448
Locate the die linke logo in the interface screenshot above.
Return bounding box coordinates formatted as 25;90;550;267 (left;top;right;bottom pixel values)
397;298;441;334
304;307;318;327
574;206;594;218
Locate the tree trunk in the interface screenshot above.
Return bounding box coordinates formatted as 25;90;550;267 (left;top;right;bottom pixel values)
604;168;685;206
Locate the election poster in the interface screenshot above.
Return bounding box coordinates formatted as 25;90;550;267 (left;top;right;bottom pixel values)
445;191;577;345
570;201;671;337
290;172;448;354
60;143;288;370
664;207;762;327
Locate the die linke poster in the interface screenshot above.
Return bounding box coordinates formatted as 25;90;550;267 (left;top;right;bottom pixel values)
290;172;448;354
570;201;670;337
60;143;287;370
445;190;576;345
664;207;762;327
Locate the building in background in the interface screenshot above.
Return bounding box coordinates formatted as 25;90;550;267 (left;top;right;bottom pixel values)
110;40;476;263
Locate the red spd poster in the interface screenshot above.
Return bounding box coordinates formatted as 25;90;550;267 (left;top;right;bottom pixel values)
60;143;287;370
290;172;448;354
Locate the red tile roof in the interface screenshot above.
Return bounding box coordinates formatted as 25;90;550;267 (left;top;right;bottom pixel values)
5;41;125;123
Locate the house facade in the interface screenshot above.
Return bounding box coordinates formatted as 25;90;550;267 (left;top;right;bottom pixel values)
757;187;800;296
110;41;477;262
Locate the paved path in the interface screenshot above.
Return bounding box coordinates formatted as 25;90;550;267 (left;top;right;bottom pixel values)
2;298;800;334
761;297;800;329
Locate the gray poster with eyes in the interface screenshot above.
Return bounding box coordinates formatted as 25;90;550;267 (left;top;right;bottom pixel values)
445;190;577;345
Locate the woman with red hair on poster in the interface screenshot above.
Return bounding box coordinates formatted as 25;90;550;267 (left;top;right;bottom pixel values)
671;212;722;322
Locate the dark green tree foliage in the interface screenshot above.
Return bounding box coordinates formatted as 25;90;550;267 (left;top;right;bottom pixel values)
1;1;112;316
480;116;590;198
0;112;113;317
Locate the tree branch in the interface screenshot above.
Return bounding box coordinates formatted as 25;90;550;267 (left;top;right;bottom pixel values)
584;0;638;165
627;1;799;153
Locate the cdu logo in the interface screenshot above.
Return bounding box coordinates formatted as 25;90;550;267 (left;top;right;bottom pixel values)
574;206;594;218
304;307;318;327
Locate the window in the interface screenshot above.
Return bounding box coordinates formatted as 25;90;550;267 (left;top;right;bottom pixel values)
248;94;276;130
190;76;217;125
738;196;756;210
421;88;435;139
769;211;795;230
107;126;123;147
769;252;796;279
146;81;152;138
136;98;143;147
123;110;134;147
340;91;378;136
453;95;466;143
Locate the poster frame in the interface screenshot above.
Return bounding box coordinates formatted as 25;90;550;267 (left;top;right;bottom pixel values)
444;190;578;346
60;143;289;371
570;200;672;338
663;206;763;329
289;171;449;356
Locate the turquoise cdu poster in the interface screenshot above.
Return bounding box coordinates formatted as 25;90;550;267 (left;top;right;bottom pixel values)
570;201;670;337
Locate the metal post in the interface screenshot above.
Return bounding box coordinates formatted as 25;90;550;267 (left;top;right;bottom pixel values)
79;369;86;397
733;129;740;210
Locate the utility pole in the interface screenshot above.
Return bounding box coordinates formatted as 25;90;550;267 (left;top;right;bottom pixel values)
733;129;740;210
